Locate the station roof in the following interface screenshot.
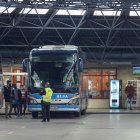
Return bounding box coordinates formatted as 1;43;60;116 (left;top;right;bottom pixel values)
1;0;140;65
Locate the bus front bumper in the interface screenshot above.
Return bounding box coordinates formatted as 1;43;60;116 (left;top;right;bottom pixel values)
28;105;81;112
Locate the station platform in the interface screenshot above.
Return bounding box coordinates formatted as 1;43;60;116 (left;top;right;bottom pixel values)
1;108;140;115
0;110;140;140
87;108;140;114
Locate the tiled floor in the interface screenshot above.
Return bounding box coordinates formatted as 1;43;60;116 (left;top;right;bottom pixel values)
0;113;140;140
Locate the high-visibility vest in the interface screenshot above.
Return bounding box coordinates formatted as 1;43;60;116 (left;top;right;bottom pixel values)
42;87;53;103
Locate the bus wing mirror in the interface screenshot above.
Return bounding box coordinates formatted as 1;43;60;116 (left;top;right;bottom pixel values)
78;58;83;72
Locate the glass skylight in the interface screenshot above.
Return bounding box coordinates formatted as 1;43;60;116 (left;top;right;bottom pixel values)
56;9;86;16
129;11;140;16
0;7;16;13
93;10;121;16
0;7;5;13
20;8;49;14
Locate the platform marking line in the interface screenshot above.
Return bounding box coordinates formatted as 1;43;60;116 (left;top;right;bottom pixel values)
8;131;14;135
0;131;8;134
21;126;26;129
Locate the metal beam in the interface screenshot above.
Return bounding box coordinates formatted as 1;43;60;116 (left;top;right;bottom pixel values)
68;8;88;44
0;0;140;10
30;9;58;45
0;44;140;49
2;25;140;30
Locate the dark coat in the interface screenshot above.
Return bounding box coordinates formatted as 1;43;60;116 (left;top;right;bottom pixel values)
125;85;135;98
11;87;22;101
3;86;11;102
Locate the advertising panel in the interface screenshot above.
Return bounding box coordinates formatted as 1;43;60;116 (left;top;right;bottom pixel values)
133;66;140;75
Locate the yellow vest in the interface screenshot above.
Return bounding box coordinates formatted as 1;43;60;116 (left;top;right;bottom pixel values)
42;87;53;103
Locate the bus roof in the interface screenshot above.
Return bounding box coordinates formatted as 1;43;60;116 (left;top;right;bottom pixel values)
32;45;78;51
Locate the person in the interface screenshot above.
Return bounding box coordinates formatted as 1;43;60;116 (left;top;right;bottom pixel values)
9;84;22;117
3;80;12;118
41;82;53;122
20;85;27;116
125;82;135;110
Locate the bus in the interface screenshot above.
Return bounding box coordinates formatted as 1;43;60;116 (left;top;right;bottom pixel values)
0;58;3;109
23;45;88;118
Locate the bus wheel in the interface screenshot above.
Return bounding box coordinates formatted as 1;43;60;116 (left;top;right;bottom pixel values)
32;112;38;118
74;111;81;117
81;109;86;115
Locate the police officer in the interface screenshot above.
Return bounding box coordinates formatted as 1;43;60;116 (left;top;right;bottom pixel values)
41;82;53;122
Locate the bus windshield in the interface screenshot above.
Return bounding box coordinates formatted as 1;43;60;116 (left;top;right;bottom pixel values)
30;52;78;92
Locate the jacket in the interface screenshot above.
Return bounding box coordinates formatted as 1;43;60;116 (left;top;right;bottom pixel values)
125;85;135;98
12;87;22;101
42;87;53;103
3;86;11;102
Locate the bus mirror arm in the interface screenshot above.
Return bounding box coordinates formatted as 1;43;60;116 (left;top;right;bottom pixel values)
78;58;83;72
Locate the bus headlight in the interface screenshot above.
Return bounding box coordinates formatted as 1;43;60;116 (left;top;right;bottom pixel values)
68;98;79;105
30;99;38;104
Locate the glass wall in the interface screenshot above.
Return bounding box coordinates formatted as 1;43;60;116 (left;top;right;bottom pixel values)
87;68;117;99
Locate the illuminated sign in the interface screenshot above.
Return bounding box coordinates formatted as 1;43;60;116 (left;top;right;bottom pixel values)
133;66;140;75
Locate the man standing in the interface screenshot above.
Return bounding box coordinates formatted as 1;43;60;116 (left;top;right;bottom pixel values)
125;82;135;110
41;82;53;122
3;80;12;118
